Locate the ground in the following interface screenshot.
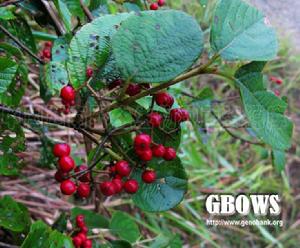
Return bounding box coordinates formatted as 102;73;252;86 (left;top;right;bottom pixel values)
249;0;300;52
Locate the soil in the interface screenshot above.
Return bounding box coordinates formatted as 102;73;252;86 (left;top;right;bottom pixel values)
249;0;300;52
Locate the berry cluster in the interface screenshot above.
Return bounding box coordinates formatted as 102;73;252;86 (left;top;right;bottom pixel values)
100;160;139;196
53;143;91;198
150;0;165;10
72;215;92;248
269;76;283;85
60;85;76;114
40;41;52;62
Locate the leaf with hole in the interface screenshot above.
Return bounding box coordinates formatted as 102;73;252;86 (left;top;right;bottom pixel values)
67;13;130;88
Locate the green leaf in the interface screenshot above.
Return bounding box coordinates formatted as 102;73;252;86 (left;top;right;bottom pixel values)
0;196;30;232
67;13;130;88
272;150;286;172
53;0;72;32
2;17;37;53
110;211;140;243
0;7;15;20
0;57;18;93
0;115;25;176
132;157;188;212
71;207;109;229
109;240;132;248
63;0;85;20
51;36;70;62
0;43;24;59
235;62;293;150
52;213;68;233
210;0;278;60
109;108;134;128
112;10;203;83
150;234;182;248
0;61;27;107
43;62;69;95
21;221;72;248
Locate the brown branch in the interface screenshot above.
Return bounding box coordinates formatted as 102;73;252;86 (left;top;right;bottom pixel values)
0;24;45;64
79;0;94;21
0;104;78;129
0;0;24;7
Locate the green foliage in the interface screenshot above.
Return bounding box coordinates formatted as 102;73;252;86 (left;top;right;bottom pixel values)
271;149;286;172
109;108;134;128
235;62;293;151
51;36;70;62
0;57;18;93
21;221;73;248
0;7;15;20
112;10;203;83
0;196;30;232
44;62;69;94
132;157;188;212
210;0;277;60
0;115;25;175
110;211;140;243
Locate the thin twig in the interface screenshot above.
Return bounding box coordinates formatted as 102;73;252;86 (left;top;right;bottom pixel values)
0;24;45;64
0;0;24;7
211;110;264;146
79;0;94;21
0;104;78;129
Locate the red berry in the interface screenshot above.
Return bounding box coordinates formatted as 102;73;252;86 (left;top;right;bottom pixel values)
53;143;71;157
77;183;91;198
274;89;280;97
108;79;123;90
70;100;75;106
42;49;51;59
269;76;283;85
60;180;76;195
152;144;166;157
180;109;190;121
77;232;87;242
138;148;153;161
115;160;131;177
134;133;151;150
99;181;116;196
150;2;159;10
126;83;142;96
123;179;139;194
58;156;75;173
114;174;123;180
109;165;116;174
45;41;52;48
54;170;67;182
86;67;93;78
81;225;88;234
63;106;70;115
60;85;75;102
112;178;123;193
142;170;156;183
155;92;174;108
72;236;83;248
163;147;176;161
157;0;165;6
170;108;183;123
82;239;92;248
148;112;163;127
76;215;85;228
74;165;91;182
